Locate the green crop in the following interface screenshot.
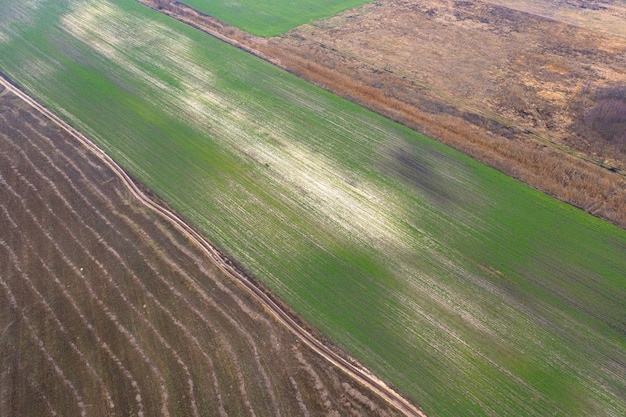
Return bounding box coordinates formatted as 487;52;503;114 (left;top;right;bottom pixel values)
1;1;624;415
180;0;371;36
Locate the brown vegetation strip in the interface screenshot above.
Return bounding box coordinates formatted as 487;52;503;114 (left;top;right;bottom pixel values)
140;0;626;228
0;75;416;416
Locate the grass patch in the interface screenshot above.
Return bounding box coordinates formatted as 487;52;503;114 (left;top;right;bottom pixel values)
179;0;372;36
0;1;625;416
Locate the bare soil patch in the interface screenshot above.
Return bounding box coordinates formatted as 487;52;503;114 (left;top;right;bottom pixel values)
0;86;404;417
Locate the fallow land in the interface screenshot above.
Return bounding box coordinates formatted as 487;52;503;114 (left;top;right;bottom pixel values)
1;0;625;416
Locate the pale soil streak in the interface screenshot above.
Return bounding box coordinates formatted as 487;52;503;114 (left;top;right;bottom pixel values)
0;171;168;417
34;238;147;416
290;376;312;417
0;74;426;417
25;371;59;417
294;347;339;416
342;382;392;417
131;194;283;350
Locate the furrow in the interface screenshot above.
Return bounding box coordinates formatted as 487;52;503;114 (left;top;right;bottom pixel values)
1;201;145;416
12;122;282;415
1;162;188;415
289;376;312;417
294;347;339;415
0;272;87;417
8;109;111;176
25;370;59;417
4;123;230;416
0;171;168;416
5;144;207;416
0;199;144;417
35;251;146;417
0;236;115;410
341;382;391;417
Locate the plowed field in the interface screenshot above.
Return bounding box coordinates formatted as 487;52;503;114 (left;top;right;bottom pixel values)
0;84;404;417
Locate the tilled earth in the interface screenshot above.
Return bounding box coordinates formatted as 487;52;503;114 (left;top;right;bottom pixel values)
0;85;403;417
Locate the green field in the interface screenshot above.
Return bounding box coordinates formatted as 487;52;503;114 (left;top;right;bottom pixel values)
1;0;625;416
180;0;371;36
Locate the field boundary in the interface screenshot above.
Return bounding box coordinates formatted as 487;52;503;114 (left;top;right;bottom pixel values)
0;73;427;417
138;0;626;229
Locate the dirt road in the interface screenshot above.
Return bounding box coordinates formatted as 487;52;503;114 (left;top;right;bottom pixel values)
0;74;426;417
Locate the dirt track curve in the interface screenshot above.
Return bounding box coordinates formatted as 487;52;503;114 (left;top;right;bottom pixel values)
0;75;427;417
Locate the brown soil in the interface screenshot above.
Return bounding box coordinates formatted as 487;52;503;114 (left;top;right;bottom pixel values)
0;84;404;417
144;0;626;228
